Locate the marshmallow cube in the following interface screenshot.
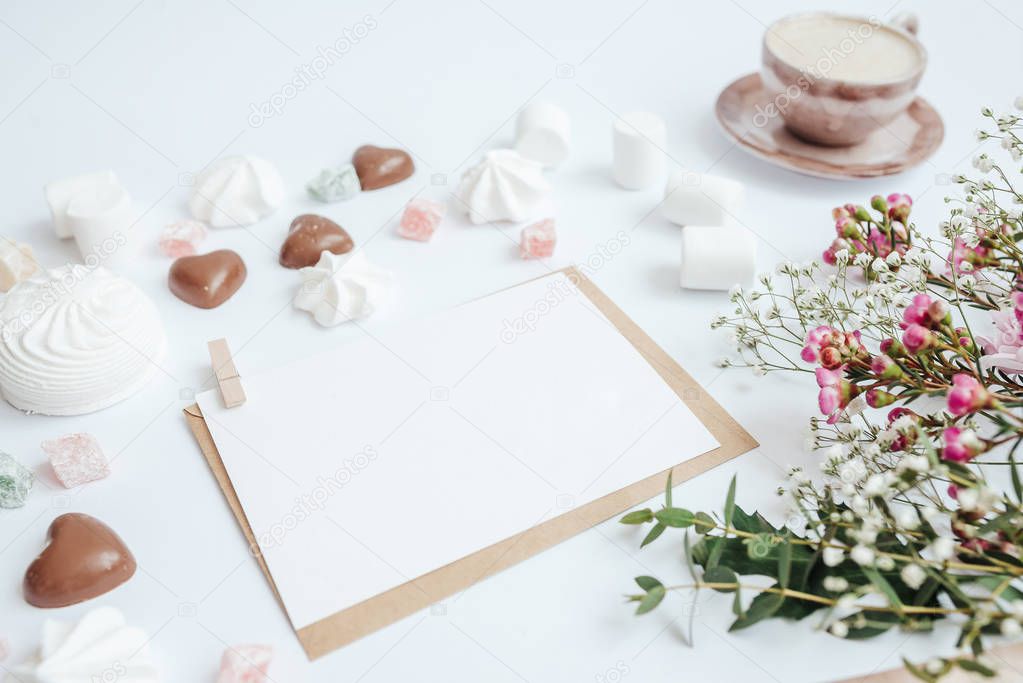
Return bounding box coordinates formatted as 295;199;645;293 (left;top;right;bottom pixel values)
44;171;120;239
613;112;666;190
680;226;756;291
67;181;135;268
515;101;571;167
662;170;745;227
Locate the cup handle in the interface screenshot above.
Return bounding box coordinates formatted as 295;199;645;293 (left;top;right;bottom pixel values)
889;11;919;36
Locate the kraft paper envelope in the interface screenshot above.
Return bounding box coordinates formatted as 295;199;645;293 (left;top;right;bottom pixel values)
185;267;758;660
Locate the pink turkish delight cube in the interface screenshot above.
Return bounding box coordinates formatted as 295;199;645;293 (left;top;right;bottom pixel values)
520;218;556;259
398;198;445;242
217;644;273;683
159;220;208;257
41;433;110;488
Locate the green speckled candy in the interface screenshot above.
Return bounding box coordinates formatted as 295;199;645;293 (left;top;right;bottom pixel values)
0;452;32;508
307;164;361;202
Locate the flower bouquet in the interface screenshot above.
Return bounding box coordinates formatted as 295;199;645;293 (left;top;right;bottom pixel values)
621;101;1023;681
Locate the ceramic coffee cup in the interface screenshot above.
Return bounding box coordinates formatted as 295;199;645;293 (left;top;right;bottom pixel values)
759;12;926;147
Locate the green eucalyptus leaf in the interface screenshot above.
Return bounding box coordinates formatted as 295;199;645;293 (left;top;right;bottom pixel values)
620;509;654;525
634;576;662;592
703;566;738;592
635;585;666;615
724;475;737;530
728;592;783;632
665;471;673;508
777;540;792;589
1011;451;1023;504
694;512;715;534
640;522;666;548
655;507;695;528
862;566;904;611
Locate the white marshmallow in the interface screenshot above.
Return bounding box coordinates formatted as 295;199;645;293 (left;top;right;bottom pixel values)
680;226;757;291
662;170;745;227
44;170;120;239
66;181;136;268
515;101;571;167
613;111;666;190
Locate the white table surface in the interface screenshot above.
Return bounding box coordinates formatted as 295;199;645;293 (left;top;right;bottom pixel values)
1;1;1020;681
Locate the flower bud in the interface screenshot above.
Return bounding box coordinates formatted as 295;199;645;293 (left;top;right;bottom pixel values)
870;354;903;380
866;388;896;408
870;195;888;213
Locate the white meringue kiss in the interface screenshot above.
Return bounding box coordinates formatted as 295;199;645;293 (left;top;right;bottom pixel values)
189;155;285;227
457;150;550;224
0;265;167;416
11;606;160;683
294;251;395;326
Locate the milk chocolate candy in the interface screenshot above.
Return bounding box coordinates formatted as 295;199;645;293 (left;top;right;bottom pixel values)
24;513;136;608
169;249;247;309
279;214;354;269
352;145;414;190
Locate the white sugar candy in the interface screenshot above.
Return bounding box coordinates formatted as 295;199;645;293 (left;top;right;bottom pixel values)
680;225;756;291
613;111;666;190
44;170;120;239
662;170;745;227
515;101;571;167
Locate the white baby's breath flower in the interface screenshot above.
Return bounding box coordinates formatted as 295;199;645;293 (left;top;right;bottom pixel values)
822;546;844;567
752;365;767;377
863;474;889;498
925;659;944;675
894;506;920;530
901;563;927;590
1014;95;1023;111
822;576;849;592
1002;619;1022;637
728;284;742;300
836;594;857;610
928;537;956;562
850;545;875;566
829;621;849;638
885;252;902;268
876;556;895;572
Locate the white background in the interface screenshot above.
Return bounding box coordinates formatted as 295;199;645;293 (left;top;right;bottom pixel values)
0;1;1020;681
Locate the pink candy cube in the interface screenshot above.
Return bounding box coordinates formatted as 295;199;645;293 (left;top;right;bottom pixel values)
216;645;273;683
520;218;556;259
398;198;445;242
159;220;208;257
41;433;110;489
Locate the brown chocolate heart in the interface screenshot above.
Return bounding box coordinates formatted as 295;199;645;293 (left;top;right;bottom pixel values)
169;249;247;309
279;214;354;269
24;513;137;608
352;145;414;190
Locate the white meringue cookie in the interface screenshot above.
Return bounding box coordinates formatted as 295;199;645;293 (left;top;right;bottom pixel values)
10;606;160;683
189;155;285;227
295;251;395;326
457;150;550;224
0;238;39;292
0;265;167;416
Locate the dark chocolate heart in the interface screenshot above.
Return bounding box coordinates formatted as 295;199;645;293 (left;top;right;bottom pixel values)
24;513;137;608
352;145;414;190
279;214;354;269
169;249;247;309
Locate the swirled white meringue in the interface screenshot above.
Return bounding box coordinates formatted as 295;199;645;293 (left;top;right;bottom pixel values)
9;606;160;683
189;155;285;227
294;251;395;326
457;149;551;224
0;265;167;416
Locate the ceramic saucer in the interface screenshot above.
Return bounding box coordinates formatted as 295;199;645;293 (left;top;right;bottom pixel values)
715;72;944;179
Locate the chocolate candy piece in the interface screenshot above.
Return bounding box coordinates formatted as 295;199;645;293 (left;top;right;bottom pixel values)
352;145;414;190
279;214;354;269
169;249;247;309
24;513;136;608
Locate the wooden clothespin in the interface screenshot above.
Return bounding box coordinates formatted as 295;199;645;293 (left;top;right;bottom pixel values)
208;338;246;408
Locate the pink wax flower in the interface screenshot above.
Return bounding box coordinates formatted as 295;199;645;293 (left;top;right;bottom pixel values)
886;407;920;451
801;326;865;368
866;388;896;408
942;426;983;462
978;303;1023;374
901;323;933;353
815;366;855;423
901;293;946;329
946;373;991;416
870;354;902;380
886;193;912;224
